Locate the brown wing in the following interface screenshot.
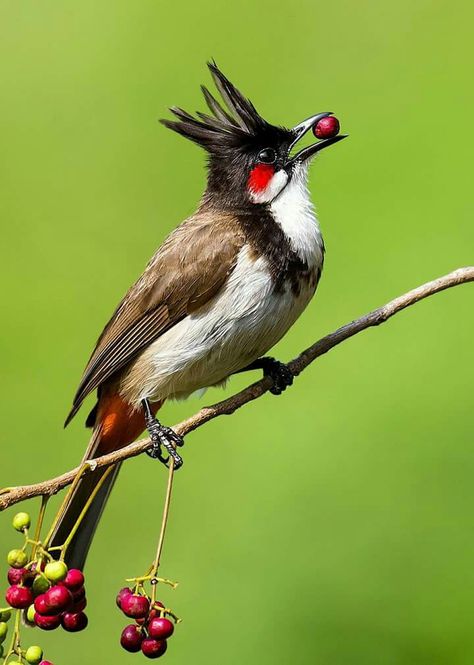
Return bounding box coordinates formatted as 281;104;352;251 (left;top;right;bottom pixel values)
65;211;244;426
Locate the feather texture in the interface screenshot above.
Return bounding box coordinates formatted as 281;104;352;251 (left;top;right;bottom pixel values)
160;62;288;153
65;211;244;425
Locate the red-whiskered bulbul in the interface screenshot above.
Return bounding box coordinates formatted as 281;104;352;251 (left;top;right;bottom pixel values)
51;62;346;567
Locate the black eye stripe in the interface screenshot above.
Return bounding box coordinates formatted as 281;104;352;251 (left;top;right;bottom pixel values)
257;148;277;164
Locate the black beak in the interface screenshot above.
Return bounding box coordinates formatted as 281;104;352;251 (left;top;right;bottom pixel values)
287;112;347;166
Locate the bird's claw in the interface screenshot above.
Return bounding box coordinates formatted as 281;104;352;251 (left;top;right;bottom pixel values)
146;444;169;466
262;358;294;395
162;426;184;448
145;419;184;470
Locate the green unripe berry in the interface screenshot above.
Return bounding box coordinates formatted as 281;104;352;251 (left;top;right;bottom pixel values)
25;645;43;664
0;622;7;642
12;512;31;532
26;604;36;623
0;610;11;622
32;575;50;595
7;549;28;568
44;560;68;582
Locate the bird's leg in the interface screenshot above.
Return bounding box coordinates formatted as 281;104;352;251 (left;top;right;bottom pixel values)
235;356;294;395
142;399;184;469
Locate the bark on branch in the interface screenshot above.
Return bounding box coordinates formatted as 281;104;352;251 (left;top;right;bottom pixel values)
1;266;473;511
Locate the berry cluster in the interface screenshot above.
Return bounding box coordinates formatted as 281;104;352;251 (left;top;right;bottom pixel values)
28;563;87;633
6;554;88;634
117;587;177;659
1;511;88;664
3;462;182;662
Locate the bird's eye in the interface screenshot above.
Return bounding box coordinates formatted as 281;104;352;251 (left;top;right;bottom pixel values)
257;148;277;164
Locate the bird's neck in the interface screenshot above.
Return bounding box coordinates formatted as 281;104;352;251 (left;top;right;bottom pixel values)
200;168;324;268
269;168;324;267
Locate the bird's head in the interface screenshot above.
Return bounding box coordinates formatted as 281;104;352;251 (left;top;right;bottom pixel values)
161;62;346;207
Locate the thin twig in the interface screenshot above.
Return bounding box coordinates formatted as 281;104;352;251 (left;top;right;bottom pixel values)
1;266;472;511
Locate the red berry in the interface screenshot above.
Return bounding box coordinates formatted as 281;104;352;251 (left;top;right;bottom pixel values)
23;571;36;587
71;586;86;603
136;601;165;625
45;585;73;612
313;115;340;139
61;611;88;632
64;569;84;591
121;594;150;619
120;624;143;652
7;567;27;585
39;662;54;665
148;617;174;640
34;594;54;616
135;608;156;626
116;587;132;609
71;596;87;613
34;612;61;630
141;638;167;659
6;584;33;609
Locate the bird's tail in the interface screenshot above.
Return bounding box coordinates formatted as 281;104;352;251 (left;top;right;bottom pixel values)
50;394;163;570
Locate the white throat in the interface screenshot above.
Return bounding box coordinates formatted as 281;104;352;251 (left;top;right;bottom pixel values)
270;164;324;267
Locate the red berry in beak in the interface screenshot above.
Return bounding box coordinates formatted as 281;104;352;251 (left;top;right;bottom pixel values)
141;637;168;659
120;624;143;652
313;116;340;139
121;594;150;619
61;611;88;632
34;613;61;630
148;617;174;640
6;584;33;609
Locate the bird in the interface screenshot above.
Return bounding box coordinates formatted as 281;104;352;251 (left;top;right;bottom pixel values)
50;61;346;568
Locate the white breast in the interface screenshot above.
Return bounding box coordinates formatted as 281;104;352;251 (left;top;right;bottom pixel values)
122;245;321;406
270;163;324;267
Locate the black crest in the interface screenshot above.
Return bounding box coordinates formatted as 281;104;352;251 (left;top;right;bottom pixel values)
161;62;286;153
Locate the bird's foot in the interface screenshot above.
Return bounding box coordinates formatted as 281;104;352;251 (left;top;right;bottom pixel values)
146;420;184;469
142;400;184;469
260;357;294;395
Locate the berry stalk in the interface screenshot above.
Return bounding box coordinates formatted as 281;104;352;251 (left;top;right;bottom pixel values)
150;460;175;602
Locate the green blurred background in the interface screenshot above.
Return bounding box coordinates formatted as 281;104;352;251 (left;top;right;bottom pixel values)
0;1;473;663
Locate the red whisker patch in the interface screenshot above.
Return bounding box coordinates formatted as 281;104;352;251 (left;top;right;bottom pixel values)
248;164;275;193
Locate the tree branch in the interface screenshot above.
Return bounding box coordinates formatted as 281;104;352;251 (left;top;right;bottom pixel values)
1;267;473;511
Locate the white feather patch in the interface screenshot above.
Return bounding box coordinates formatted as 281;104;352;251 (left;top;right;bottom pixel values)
271;163;324;267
